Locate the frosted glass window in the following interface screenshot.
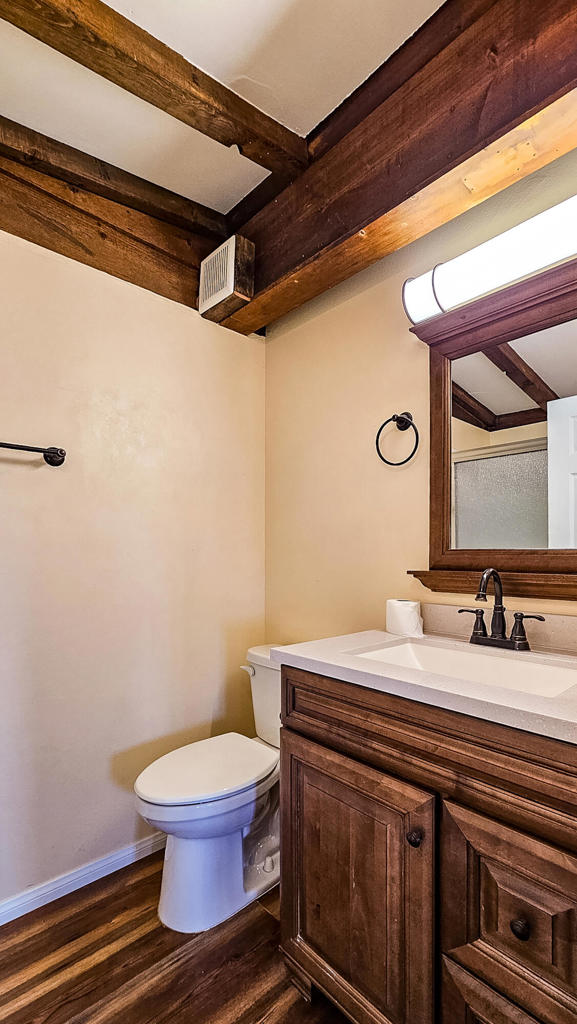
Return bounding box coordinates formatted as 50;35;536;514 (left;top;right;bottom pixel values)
453;451;548;549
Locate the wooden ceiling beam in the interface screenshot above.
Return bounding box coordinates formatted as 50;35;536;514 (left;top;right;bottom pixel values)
308;0;496;161
229;1;500;249
226;175;286;237
0;116;227;240
494;408;547;430
219;0;577;335
0;149;215;308
452;383;548;432
452;383;497;430
484;342;559;410
0;0;308;182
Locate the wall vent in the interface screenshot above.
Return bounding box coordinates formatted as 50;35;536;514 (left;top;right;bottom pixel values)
199;237;236;314
199;235;255;322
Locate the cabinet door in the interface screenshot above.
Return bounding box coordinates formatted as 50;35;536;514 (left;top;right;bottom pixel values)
280;728;435;1024
441;800;577;1024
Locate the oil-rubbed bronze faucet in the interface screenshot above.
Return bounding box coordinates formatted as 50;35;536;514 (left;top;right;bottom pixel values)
476;567;507;639
459;568;544;652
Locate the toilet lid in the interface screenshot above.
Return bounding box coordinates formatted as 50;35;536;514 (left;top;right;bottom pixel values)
134;732;279;806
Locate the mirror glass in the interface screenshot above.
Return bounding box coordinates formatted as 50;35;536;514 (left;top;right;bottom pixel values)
450;318;577;549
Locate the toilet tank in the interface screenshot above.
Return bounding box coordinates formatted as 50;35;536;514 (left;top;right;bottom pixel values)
244;645;281;748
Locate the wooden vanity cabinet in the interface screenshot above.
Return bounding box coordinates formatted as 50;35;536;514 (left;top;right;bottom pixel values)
279;665;577;1024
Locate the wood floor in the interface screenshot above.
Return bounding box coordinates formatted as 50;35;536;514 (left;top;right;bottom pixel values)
0;852;346;1023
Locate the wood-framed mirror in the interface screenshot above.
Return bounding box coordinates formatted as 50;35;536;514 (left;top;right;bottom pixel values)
409;255;577;599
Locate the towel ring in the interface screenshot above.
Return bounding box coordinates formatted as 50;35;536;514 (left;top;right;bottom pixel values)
375;412;419;466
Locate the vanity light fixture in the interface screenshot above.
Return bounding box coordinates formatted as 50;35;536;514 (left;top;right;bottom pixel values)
402;192;577;324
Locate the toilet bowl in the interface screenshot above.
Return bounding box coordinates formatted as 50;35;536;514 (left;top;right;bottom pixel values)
134;646;281;933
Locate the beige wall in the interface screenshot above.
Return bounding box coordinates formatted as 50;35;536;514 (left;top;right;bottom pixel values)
265;149;577;644
0;232;265;902
452;419;548;453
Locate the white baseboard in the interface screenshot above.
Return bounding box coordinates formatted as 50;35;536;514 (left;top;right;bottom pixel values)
0;832;166;927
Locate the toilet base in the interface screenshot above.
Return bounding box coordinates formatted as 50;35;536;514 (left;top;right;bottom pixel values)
158;832;280;933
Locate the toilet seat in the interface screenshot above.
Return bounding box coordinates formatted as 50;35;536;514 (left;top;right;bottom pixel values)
135;762;279;827
134;732;279;807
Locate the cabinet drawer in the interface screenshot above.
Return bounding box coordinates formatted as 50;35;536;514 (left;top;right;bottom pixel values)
441;800;577;1024
442;959;541;1023
280;728;435;1024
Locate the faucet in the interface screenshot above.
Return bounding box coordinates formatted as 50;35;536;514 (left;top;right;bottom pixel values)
459;568;544;652
476;567;507;639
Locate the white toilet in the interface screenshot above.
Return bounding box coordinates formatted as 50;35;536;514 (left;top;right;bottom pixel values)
134;645;281;933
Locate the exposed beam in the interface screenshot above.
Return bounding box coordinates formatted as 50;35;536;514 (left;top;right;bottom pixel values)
484;342;559;410
0;0;308;181
229;1;500;243
0;152;214;307
452;383;496;430
227;175;286;237
220;0;577;335
0;116;227;239
494;408;547;430
452;383;547;431
226;93;577;334
308;0;496;161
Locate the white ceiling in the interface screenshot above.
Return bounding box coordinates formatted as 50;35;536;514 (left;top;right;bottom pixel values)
452;353;538;416
0;0;443;213
0;20;268;213
453;319;577;415
106;0;443;134
511;320;577;399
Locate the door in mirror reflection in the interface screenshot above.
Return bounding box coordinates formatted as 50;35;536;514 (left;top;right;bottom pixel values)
450;318;577;549
548;394;577;546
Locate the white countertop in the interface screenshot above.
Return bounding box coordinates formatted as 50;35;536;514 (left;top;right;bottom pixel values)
271;630;577;745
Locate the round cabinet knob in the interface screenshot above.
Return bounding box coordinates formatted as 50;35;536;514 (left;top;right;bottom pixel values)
406;829;424;849
510;917;531;942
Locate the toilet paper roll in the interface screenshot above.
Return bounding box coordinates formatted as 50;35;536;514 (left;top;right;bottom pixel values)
386;599;424;638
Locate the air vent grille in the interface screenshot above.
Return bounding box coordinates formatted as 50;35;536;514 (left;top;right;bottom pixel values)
199;237;236;313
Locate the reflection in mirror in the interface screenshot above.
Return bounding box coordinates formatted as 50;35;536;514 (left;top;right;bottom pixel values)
451;318;577;549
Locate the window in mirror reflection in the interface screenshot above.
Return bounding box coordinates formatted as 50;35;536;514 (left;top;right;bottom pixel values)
450;318;577;549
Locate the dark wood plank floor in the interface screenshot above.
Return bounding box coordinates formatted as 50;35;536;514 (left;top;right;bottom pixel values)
0;852;346;1023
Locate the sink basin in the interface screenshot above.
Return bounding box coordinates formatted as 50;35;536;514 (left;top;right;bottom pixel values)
357;638;577;697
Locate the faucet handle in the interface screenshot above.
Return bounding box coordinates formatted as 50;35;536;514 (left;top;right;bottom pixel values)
459;608;488;638
510;612;545;642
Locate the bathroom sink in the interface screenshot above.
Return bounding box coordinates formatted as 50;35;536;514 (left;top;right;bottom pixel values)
356;638;577;697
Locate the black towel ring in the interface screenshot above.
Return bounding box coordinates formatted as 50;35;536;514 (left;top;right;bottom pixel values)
375;412;419;467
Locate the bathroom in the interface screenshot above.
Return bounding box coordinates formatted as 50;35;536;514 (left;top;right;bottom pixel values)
1;2;577;1022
